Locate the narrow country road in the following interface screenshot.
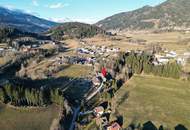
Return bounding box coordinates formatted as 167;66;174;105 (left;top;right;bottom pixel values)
68;81;104;130
69;107;80;130
86;82;104;101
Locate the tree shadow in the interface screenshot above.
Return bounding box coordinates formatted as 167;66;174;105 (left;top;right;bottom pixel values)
175;124;188;130
2;66;92;106
116;115;123;127
128;121;189;130
99;101;109;109
158;125;164;130
142;121;158;130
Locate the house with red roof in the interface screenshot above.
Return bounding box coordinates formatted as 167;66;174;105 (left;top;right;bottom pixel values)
107;122;121;130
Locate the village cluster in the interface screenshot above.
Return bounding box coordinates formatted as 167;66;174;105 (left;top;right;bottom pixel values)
53;54;96;66
78;40;120;55
77;40;190;67
0;38;56;55
153;51;190;66
51;43;121;67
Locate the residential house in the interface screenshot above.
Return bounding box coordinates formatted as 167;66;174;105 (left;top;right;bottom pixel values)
166;51;177;58
0;48;4;52
107;122;121;130
154;54;170;64
157;57;170;64
93;106;104;117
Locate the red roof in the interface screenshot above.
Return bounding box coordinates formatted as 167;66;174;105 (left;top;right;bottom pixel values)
107;122;121;130
101;67;107;77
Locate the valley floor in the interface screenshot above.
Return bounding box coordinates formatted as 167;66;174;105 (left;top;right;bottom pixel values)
113;75;190;129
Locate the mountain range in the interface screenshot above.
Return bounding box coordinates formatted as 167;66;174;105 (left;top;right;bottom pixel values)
1;0;190;34
96;0;190;31
0;7;57;33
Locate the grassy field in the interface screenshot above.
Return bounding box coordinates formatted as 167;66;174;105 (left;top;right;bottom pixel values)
0;103;59;130
183;62;190;72
0;57;10;65
0;53;15;65
113;75;190;129
40;43;57;50
121;32;190;43
121;31;190;54
83;35;145;51
56;64;92;78
82;32;190;54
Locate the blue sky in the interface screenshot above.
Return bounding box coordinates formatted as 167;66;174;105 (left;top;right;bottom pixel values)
0;0;166;23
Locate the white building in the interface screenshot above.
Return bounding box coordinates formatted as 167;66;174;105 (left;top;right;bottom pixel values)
157;57;170;64
0;48;4;51
166;51;177;58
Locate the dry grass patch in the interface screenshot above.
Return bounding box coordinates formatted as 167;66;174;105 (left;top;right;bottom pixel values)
114;75;190;129
120;31;190;54
63;39;79;49
40;43;57;50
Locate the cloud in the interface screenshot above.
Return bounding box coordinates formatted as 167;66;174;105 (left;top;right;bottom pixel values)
25;10;40;17
2;4;15;10
32;0;39;6
49;17;98;24
72;18;98;24
48;17;66;23
47;3;69;9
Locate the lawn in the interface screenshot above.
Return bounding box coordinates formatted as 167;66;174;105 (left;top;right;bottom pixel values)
113;75;190;129
0;103;60;130
56;64;92;78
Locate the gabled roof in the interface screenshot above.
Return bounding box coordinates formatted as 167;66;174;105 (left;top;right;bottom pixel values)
107;122;121;130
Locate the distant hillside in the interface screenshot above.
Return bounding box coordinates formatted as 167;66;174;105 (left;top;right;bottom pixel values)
0;7;58;33
96;0;190;31
0;26;49;43
47;22;105;40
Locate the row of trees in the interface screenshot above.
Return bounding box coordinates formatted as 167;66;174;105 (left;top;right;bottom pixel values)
0;84;64;106
125;51;182;79
99;51;183;103
0;26;49;44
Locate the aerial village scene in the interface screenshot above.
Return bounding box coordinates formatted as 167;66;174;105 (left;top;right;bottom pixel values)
0;0;190;130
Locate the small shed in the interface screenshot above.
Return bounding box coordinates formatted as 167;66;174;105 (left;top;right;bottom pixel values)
107;122;121;130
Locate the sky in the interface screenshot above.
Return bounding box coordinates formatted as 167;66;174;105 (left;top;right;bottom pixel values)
0;0;166;24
